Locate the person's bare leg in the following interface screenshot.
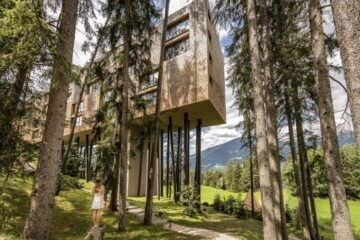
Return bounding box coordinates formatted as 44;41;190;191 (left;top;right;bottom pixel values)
97;210;102;227
92;210;97;227
95;209;99;228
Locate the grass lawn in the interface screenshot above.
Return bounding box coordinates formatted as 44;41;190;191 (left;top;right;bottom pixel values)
128;197;264;240
0;175;194;240
129;185;360;240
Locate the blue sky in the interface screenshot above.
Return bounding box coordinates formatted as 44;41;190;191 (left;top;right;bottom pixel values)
72;0;351;153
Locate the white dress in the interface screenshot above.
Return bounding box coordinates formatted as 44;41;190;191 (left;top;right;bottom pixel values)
92;192;105;210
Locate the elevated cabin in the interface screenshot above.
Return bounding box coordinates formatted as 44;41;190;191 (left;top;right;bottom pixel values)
24;0;225;197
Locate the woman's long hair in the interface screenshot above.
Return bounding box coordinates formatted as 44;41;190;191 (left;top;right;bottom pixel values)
94;179;102;193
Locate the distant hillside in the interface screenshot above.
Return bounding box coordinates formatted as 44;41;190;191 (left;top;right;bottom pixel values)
190;130;355;170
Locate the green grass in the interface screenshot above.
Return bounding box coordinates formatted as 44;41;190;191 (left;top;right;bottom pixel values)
1;174;359;240
283;189;360;240
0;175;193;240
129;185;360;240
128;195;264;240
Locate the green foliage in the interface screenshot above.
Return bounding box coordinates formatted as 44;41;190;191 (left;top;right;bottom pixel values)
212;194;247;219
59;174;83;191
285;204;300;230
181;186;201;217
0;193;16;230
64;143;84;178
213;194;222;211
202;157;259;194
283;144;360;199
233;196;247;219
223;194;236;215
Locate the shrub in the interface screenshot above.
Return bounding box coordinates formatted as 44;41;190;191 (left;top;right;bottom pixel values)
202;201;209;207
224;195;236;214
0;193;16;230
286;205;300;229
233;197;246;218
181;186;202;217
213;194;222;211
60;174;83;191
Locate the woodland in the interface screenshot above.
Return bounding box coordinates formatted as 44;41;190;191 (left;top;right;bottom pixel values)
0;0;359;240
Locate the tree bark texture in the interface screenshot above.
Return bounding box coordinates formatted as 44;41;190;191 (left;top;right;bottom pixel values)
331;1;360;153
260;0;287;238
308;0;354;239
118;0;131;231
246;0;276;238
284;92;312;240
144;0;170;225
23;0;79;239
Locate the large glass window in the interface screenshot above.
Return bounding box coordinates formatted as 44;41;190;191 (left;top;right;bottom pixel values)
140;72;158;90
75;116;82;127
78;101;83;112
165;38;190;60
142;91;157;106
166;18;189;41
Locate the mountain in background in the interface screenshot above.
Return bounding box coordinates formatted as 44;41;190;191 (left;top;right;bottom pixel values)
190;130;355;170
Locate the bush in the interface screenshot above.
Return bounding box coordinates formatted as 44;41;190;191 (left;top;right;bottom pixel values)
0;193;16;230
224;195;236;215
202;201;209;207
285;204;300;229
233;197;246;218
181;186;202;217
60;174;83;191
213;194;222;211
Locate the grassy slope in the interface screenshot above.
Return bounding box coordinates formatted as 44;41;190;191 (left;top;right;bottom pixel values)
129;185;360;240
0;176;194;240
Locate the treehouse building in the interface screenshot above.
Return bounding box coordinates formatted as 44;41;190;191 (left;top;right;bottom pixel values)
25;0;225;198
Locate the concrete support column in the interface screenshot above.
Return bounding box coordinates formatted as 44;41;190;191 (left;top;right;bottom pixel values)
194;119;202;202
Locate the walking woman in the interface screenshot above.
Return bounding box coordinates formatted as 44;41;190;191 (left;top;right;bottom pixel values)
91;179;105;228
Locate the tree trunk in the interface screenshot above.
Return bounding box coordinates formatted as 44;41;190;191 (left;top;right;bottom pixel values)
284;92;312;240
245;0;276;238
169;117;177;203
260;0;287;238
137;139;144;197
144;0;170;225
176;127;182;200
331;1;360;153
296;110;320;240
308;0;354;239
0;65;29;151
247;118;255;217
118;0;131;231
62;15;110;172
23;0;79;239
166;126;170;198
293;87;315;240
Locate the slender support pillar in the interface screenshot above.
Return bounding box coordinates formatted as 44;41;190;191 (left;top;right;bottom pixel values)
76;136;80;151
187;120;190;184
89;141;93;180
160;130;164;197
176;127;182;200
183;113;189;185
157;135;161;200
85;134;89;181
169;117;177;202
166;125;170;198
137;140;144;197
194;119;202;202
